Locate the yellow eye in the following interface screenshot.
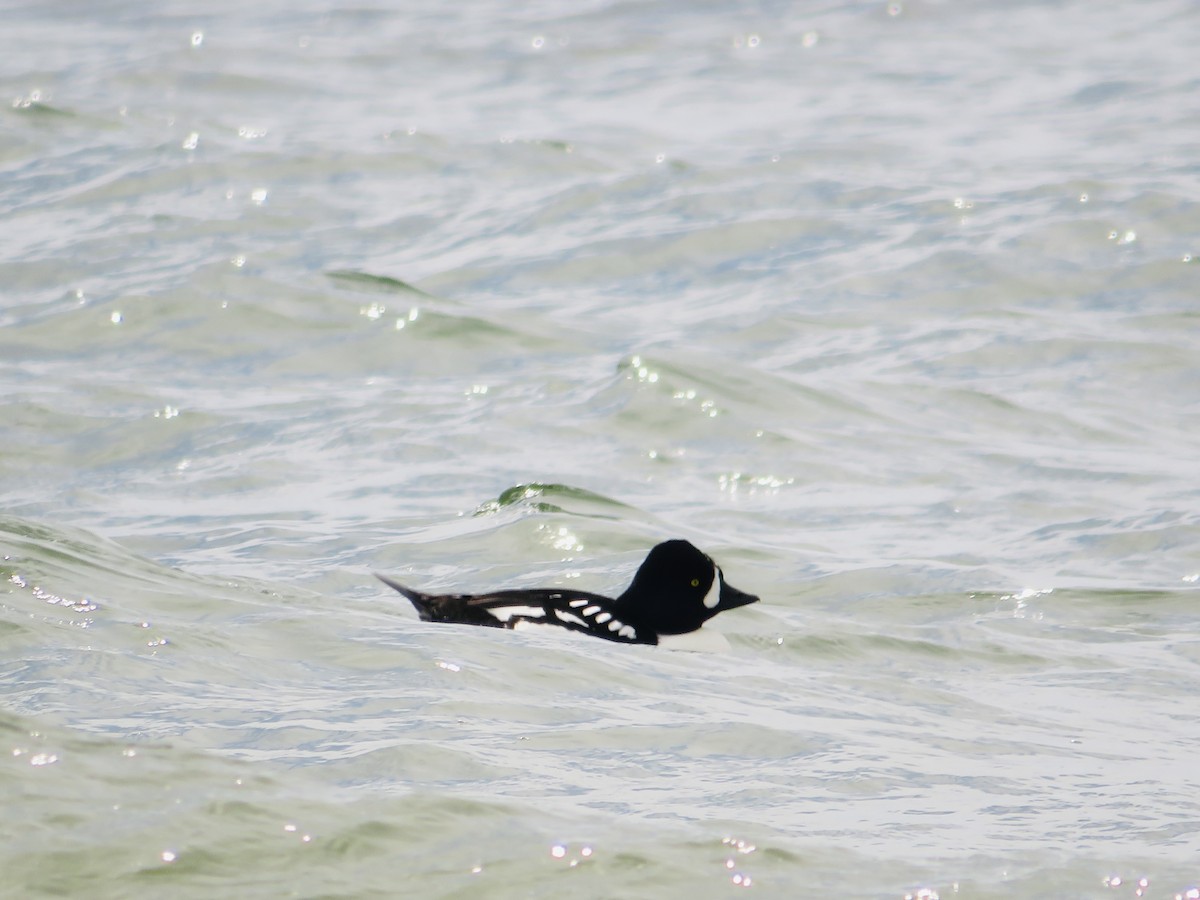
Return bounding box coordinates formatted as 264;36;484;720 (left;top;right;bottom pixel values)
690;578;700;587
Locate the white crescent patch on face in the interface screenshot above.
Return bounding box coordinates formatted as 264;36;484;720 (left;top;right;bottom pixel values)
702;565;722;609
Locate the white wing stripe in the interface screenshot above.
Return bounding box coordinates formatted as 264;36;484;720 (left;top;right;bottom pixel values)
554;609;587;627
486;605;547;623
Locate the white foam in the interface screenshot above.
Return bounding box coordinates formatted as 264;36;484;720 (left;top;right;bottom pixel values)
513;619;572;635
658;628;732;652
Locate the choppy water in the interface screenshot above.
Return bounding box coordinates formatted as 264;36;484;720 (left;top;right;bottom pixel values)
3;0;1199;897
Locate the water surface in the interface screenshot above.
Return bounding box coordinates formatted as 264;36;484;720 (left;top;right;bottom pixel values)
3;0;1199;896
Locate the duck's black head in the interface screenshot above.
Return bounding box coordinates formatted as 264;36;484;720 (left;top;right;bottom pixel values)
617;539;759;636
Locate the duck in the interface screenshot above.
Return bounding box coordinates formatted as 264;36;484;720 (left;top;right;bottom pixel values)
376;539;758;645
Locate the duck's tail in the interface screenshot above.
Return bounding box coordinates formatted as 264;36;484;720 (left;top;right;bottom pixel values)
375;573;436;620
